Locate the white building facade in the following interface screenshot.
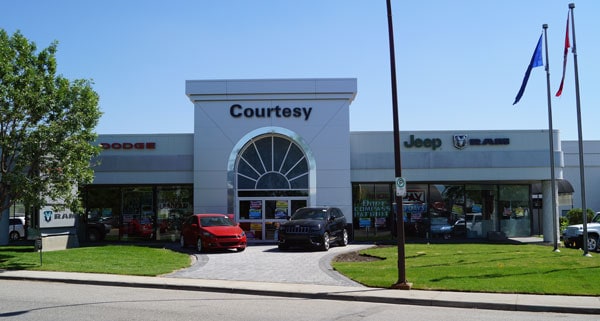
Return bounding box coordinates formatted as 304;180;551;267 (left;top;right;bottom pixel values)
72;78;594;244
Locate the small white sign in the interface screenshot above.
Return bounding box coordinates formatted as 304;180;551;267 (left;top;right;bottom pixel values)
395;177;407;197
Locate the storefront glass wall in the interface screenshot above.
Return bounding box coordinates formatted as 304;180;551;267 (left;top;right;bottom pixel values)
404;184;429;237
238;198;306;241
235;134;310;242
352;182;531;242
429;184;461;239
122;187;154;241
156;186;194;242
462;185;497;238
352;183;393;241
83;185;193;242
499;185;531;237
85;187;121;241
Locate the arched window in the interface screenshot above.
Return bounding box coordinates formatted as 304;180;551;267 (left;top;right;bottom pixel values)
237;135;308;191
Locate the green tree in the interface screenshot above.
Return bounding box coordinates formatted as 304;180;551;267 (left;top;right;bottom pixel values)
565;208;595;225
0;29;102;216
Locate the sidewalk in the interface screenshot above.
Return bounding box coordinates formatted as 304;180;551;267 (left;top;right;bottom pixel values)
1;269;599;315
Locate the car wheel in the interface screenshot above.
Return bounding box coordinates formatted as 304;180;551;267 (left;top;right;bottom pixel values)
9;231;19;241
236;246;246;252
179;235;186;248
196;238;203;253
320;232;330;251
587;234;599;252
338;229;348;246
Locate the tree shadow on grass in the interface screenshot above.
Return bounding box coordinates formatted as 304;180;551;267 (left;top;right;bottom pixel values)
0;251;40;271
429;265;600;283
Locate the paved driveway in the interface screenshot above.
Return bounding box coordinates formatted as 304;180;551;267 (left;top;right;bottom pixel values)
165;244;373;287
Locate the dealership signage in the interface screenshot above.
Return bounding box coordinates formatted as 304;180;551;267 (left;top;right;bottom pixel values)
39;206;77;228
230;104;313;121
403;135;442;150
453;134;510;150
403;134;510;150
100;142;156;150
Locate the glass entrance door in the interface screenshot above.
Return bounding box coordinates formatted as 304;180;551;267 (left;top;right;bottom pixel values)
238;198;306;242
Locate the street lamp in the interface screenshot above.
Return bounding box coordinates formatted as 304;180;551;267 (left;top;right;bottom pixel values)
387;0;411;290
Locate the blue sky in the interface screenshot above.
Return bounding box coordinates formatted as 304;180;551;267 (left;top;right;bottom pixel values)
2;0;599;141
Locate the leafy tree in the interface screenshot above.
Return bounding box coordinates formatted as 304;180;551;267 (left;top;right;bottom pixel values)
565;208;595;225
0;29;101;216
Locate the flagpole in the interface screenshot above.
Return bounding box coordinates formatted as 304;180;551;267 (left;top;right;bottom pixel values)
569;3;590;257
542;24;560;252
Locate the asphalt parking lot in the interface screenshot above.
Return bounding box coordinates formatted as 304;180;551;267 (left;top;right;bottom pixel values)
165;243;373;287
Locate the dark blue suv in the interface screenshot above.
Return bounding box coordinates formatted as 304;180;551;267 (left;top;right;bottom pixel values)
277;207;348;251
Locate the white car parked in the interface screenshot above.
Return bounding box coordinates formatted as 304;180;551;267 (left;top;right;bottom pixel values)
9;217;25;241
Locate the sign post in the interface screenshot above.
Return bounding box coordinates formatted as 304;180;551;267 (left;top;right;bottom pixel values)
388;0;411;289
35;237;43;265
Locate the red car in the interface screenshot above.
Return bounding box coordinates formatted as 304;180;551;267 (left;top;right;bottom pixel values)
180;214;247;252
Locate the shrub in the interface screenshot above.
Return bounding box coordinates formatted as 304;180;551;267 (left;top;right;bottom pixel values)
560;216;569;232
565;208;595;225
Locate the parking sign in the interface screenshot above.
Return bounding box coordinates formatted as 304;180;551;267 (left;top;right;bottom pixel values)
395;177;406;197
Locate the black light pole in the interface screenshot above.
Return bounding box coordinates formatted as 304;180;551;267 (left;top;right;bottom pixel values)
387;0;411;290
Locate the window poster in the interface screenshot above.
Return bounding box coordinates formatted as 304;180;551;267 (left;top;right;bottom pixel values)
249;200;262;219
275;201;288;219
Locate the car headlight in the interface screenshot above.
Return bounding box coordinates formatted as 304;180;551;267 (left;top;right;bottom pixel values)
310;224;322;231
202;231;214;238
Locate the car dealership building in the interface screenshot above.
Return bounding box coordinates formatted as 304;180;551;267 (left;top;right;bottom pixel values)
76;78;599;244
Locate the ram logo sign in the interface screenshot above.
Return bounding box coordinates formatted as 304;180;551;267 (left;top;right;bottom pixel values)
39;206;77;228
453;135;468;150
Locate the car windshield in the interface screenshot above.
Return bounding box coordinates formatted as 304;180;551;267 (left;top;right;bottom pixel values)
200;216;235;227
291;209;326;220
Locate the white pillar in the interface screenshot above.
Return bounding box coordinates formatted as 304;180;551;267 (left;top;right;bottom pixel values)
542;180;559;243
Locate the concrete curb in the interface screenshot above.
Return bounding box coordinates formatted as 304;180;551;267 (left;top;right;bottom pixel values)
1;270;599;315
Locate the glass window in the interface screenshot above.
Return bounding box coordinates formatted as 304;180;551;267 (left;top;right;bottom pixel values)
83;185;192;242
239;200;263;220
464;185;497;238
352;183;393;241
121;187;154;241
403;184;428;237
84;187;121;241
290;200;307;214
434;184;466;237
499;185;531;237
237;135;308;191
428;185;454;239
156;186;193;242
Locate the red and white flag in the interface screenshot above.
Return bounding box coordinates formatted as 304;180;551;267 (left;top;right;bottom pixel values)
555;13;570;97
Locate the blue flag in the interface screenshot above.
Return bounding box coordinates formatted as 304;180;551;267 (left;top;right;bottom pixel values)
513;34;543;105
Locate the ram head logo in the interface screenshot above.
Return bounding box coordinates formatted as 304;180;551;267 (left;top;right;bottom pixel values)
453;135;468;150
44;210;53;223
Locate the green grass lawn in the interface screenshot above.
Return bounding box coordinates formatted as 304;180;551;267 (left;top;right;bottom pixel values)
332;243;600;296
3;243;600;296
0;244;191;276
